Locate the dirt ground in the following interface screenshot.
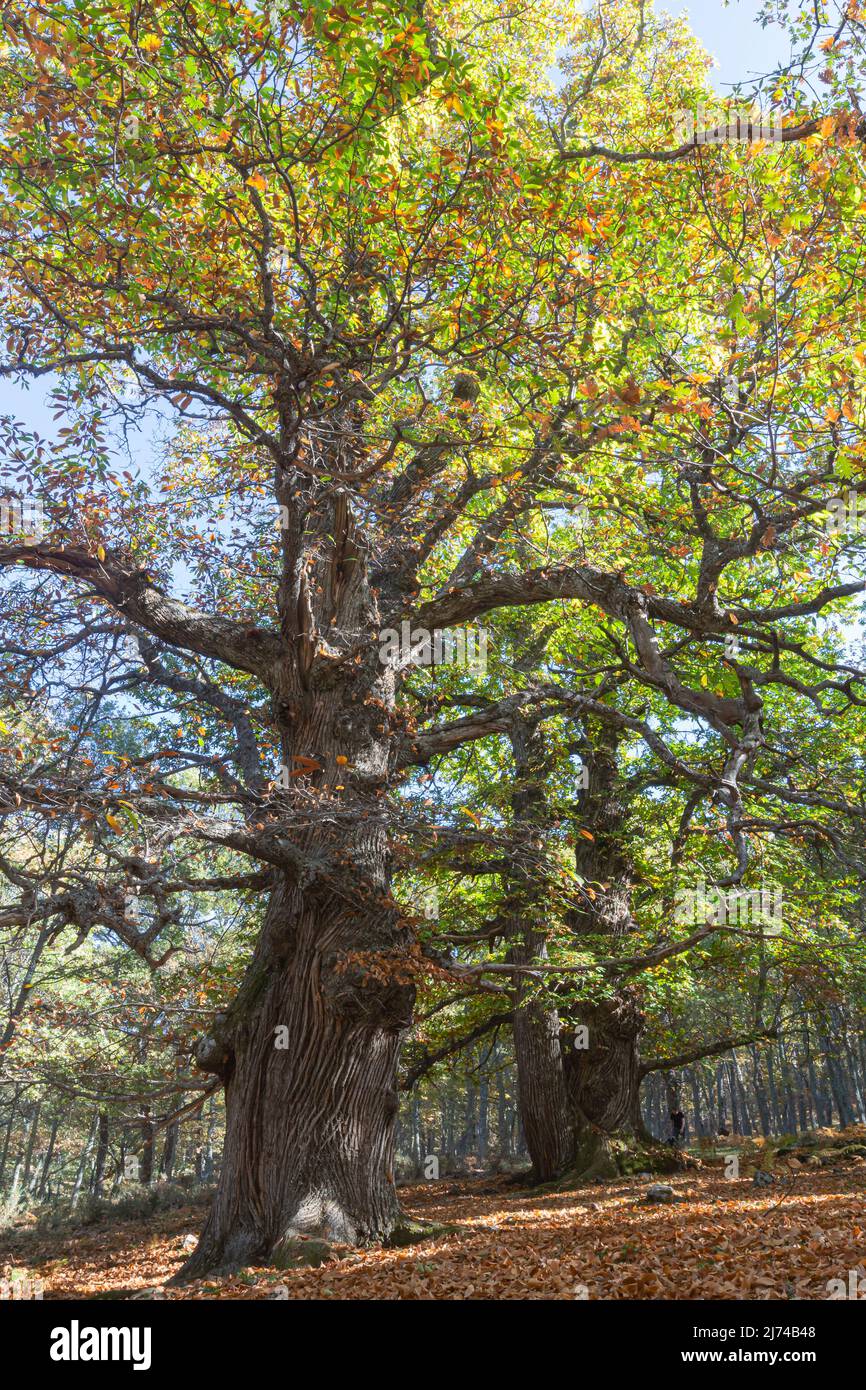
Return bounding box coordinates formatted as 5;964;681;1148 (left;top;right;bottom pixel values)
2;1163;864;1300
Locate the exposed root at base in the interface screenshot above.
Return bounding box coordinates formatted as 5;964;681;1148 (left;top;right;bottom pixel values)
385;1215;462;1247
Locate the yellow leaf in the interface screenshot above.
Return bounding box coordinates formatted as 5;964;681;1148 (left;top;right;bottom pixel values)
105;813;122;832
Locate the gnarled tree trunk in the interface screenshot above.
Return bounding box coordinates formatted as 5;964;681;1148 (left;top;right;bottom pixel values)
506;713;577;1182
562;725;646;1176
562;991;646;1176
180;490;418;1276
512;1003;576;1182
509;718;647;1184
182;828;414;1275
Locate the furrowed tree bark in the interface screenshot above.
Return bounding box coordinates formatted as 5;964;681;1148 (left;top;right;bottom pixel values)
505;713;577;1183
562;994;647;1175
183;857;413;1275
503;715;649;1184
178;488;417;1278
560;724;646;1178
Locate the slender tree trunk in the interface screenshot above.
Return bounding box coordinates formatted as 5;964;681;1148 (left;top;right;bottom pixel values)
731;1055;753;1136
839;1024;865;1121
8;1104;40;1208
478;1076;489;1164
716;1064;727;1131
160;1122;178;1181
0;1090;19;1189
20;1100;40;1190
628;1073;653;1142
203;1094;218;1180
37;1114;60;1199
653;1075;665;1136
765;1048;782;1130
140;1110;155;1186
728;1060;741;1134
92;1112;109;1197
700;1073;715;1135
458;1080;477;1165
71;1113;99;1210
689;1069;704;1136
749;1047;772;1137
496;1064;511;1161
410;1095;422;1177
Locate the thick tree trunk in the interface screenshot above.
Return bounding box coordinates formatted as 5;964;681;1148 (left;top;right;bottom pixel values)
562;991;646;1175
505;713;576;1182
512;1002;575;1181
181;833;414;1277
179;487;423;1276
559;726;646;1177
506;718;648;1184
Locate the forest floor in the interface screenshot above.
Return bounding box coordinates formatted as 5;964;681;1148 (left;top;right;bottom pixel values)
3;1146;866;1300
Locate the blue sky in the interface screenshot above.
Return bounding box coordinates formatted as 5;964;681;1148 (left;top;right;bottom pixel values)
673;0;793;91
